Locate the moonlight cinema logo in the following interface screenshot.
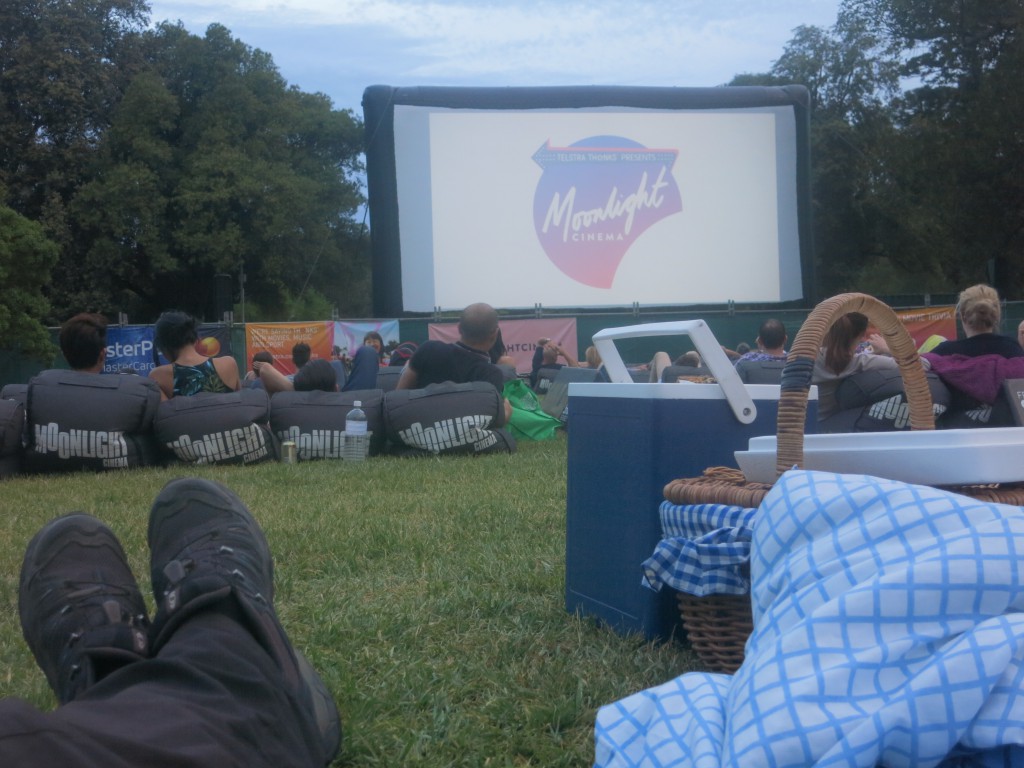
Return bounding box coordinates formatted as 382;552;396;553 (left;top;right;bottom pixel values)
532;135;682;288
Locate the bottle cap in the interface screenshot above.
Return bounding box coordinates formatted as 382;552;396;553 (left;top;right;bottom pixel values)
354;400;362;407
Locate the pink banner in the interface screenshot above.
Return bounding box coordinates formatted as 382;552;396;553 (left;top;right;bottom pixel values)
429;318;579;373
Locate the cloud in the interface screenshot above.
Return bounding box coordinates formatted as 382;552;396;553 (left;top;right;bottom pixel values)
149;0;840;109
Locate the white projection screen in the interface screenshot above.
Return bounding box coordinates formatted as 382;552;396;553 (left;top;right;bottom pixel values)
363;86;814;316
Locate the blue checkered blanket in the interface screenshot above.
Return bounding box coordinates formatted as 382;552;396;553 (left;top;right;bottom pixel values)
596;470;1024;767
642;502;757;597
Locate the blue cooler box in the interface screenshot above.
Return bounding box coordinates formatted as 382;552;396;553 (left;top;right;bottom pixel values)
565;321;816;641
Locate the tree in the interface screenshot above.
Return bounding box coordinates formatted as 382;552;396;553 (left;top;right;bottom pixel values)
735;1;1024;299
0;0;148;232
60;23;368;321
0;200;58;360
841;0;1024;297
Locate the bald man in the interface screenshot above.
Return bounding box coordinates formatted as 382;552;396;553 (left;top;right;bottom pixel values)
1018;319;1024;349
397;303;512;422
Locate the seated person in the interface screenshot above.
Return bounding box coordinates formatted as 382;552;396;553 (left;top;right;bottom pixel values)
1019;319;1024;349
734;319;788;384
149;311;240;399
924;284;1024;422
930;284;1023;359
812;312;904;420
529;338;550;389
647;350;703;382
397;302;512;422
288;342;311;381
362;332;384;363
254;358;337;393
533;341;580;390
488;327;516;367
584;346;611;382
243;350;274;389
59;313;109;373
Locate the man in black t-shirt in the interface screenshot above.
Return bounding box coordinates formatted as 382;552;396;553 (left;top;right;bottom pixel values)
397;303;511;423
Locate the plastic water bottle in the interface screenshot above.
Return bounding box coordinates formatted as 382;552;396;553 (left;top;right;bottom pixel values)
345;401;368;462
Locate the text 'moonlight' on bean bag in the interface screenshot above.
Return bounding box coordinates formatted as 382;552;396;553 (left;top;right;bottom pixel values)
24;370;161;473
154;389;276;465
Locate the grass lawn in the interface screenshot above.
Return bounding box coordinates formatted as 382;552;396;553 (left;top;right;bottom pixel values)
0;434;699;766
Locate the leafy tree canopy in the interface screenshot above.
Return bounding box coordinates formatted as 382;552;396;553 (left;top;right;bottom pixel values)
0;200;59;360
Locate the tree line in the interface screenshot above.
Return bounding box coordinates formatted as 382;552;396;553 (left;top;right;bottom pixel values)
733;0;1023;301
1;0;367;358
1;0;1021;360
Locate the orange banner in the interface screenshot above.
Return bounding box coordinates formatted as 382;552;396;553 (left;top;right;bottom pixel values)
244;322;333;375
892;306;956;350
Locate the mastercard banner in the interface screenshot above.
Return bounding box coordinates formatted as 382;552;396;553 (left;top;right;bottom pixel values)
104;325;233;373
245;322;333;375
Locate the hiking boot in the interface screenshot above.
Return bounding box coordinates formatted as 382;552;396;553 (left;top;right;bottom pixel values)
148;477;341;765
18;513;149;704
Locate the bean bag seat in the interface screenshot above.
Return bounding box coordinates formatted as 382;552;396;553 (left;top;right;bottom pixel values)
24;370;161;472
733;358;785;384
376;367;403;392
1;383;29;451
269;389;385;460
383;381;516;455
819;368;951;433
154;389;276;465
0;383;28;408
0;398;25;478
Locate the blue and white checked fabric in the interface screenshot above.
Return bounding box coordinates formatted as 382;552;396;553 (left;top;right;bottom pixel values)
597;470;1024;767
642;502;757;597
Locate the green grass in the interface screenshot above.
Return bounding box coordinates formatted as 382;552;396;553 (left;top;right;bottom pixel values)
0;435;699;766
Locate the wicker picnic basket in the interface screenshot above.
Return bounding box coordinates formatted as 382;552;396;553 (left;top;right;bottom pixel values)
664;292;1024;674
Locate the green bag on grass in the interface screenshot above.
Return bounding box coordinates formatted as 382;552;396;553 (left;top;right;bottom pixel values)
503;379;562;441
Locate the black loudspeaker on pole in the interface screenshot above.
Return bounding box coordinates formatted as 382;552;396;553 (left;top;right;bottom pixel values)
213;273;233;321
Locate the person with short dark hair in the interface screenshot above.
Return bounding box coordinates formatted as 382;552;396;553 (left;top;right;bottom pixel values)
735;319;789;384
291;342;311;372
59;313;108;373
362;332;384;360
397;303;511;422
149;311;239;399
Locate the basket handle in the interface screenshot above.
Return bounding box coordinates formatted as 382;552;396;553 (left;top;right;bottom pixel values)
775;293;934;476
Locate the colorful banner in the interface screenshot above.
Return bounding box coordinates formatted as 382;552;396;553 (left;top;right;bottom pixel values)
332;320;400;358
428;317;578;373
892;306;956;350
245;322;333;375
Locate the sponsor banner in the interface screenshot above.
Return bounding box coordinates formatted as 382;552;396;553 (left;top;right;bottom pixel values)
891;306;956;350
332;320;400;357
103;327;156;374
245;322;333;375
428;317;578;373
105;325;233;373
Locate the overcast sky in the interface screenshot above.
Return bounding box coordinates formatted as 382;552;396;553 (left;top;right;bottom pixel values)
144;0;842;114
